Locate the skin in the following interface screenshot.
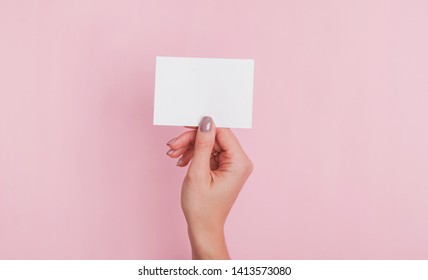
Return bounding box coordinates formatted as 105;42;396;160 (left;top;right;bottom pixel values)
166;117;253;259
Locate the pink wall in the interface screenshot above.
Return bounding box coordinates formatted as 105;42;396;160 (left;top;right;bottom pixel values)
1;0;427;259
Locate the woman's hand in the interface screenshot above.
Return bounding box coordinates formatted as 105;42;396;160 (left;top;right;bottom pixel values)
166;116;253;259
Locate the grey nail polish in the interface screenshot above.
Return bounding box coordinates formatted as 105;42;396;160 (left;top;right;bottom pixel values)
199;116;213;132
176;157;183;166
166;149;174;155
167;137;177;145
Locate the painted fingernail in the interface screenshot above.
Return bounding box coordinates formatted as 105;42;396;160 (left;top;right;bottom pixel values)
166;149;174;156
199;116;213;132
176;156;183;166
167;137;177;146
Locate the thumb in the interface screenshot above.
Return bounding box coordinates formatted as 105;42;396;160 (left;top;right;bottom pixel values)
188;116;216;177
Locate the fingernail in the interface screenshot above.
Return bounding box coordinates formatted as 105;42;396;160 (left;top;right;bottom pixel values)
176;156;183;166
199;116;213;132
166;149;174;156
167;137;177;146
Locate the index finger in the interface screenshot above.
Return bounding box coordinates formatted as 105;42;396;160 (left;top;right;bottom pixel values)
215;128;244;154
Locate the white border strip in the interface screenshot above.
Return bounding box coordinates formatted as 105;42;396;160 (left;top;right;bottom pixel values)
0;260;427;280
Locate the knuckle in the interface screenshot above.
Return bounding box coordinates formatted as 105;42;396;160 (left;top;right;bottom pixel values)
236;157;254;176
246;159;254;174
196;139;212;150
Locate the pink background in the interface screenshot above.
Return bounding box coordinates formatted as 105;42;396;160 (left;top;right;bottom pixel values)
1;0;427;259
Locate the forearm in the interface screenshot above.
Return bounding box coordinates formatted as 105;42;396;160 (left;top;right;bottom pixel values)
188;226;230;260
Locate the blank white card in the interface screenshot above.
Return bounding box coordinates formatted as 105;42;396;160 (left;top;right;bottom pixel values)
153;56;254;128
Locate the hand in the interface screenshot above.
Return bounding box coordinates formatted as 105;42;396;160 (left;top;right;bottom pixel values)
166;116;253;259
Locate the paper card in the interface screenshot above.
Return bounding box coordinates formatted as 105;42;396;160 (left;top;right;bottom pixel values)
153;56;254;128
